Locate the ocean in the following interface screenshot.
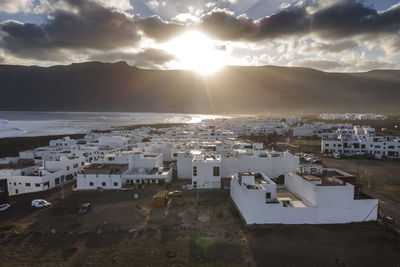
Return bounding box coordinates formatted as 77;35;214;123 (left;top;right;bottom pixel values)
0;111;226;138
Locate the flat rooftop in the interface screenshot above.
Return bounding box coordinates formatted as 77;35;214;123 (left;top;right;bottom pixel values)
126;167;171;176
276;187;301;201
84;164;128;174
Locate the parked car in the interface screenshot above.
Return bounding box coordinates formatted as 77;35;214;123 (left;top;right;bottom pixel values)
31;199;51;208
78;203;91;215
0;203;10;212
168;190;183;197
333;153;341;159
383;215;395;223
311;159;322;164
305;157;317;162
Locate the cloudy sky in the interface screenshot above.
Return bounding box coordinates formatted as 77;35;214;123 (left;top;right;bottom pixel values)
0;0;399;72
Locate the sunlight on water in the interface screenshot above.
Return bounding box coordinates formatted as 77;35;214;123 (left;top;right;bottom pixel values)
0;111;228;138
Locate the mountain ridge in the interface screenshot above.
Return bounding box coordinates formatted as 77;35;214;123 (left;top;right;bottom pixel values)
0;62;399;114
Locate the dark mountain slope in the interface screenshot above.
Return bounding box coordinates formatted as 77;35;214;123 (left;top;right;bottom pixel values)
0;62;399;114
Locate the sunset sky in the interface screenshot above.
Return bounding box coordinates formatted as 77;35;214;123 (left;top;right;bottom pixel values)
0;0;399;72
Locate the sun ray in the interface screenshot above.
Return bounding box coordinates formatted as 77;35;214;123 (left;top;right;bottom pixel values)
163;31;227;75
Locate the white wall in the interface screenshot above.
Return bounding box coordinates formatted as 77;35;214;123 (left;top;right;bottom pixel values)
192;161;221;188
77;173;122;190
230;172;378;224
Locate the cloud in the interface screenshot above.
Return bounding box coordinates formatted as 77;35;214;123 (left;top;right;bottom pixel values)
311;1;400;39
306;40;358;53
289;58;342;70
0;0;33;14
93;0;133;11
172;13;200;23
0;0;399;71
341;52;396;72
196;0;400;54
0;0;141;60
136;16;184;42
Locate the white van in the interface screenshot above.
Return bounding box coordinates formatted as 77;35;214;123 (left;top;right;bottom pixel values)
31;199;51;208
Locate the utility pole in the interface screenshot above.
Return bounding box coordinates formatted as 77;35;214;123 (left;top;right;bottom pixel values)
61;176;64;199
356;154;360;184
298;140;302;158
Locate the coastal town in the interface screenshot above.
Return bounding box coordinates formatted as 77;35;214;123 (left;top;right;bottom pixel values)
0;113;399;265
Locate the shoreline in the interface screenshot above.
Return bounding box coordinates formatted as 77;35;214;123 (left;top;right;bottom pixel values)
0;123;187;158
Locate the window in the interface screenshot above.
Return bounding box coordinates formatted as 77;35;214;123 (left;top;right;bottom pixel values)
114;182;118;186
266;192;271;199
35;183;40;187
102;182;106;186
25;183;31;187
89;182;94;186
213;166;220;176
66;166;70;170
193;166;197;176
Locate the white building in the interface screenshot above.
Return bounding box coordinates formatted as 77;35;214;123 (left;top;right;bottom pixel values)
322;127;400;159
320;113;387;120
0;156;85;196
123;167;172;185
231;169;378;224
76;164;128;190
192;154;221;189
293;122;353;138
1;165;66;196
177;150;299;187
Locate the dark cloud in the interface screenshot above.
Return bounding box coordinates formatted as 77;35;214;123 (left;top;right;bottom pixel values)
0;0;400;65
199;1;400;42
199;10;254;40
0;0;185;61
90;48;176;68
135;16;184;42
312;1;400;39
0;0;141;60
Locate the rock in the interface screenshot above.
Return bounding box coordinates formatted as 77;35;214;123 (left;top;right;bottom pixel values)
166;250;177;258
97;228;103;234
51;228;56;234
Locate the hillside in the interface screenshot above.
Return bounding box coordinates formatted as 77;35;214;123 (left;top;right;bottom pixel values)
0;62;399;114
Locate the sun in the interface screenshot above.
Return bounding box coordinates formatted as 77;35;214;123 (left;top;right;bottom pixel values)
163;31;227;75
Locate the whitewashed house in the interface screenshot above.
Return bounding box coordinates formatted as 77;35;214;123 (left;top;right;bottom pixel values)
1;165;65;196
231;170;378;224
76;164;128;190
192;154;221;189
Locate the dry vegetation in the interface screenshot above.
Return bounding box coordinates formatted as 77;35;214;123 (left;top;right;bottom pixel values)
1;185;400;267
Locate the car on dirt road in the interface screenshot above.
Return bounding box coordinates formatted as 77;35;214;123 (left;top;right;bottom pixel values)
78;203;91;215
31;199;51;208
168;190;183;197
0;203;10;212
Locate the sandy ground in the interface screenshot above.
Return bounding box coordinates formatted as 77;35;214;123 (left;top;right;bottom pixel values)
323;158;400;232
1;183;400;267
